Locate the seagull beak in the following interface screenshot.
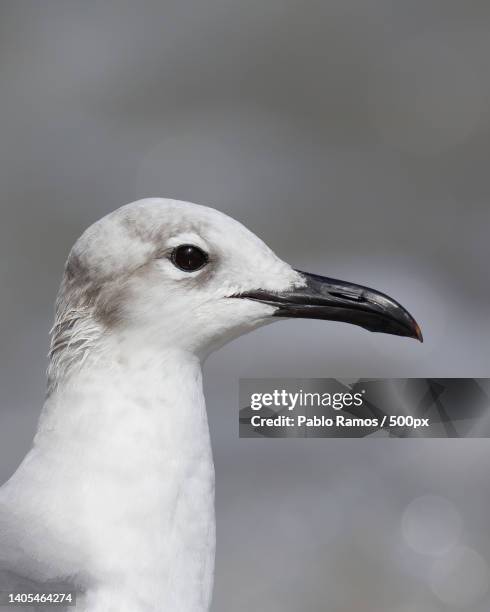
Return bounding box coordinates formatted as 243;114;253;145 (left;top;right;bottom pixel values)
234;270;423;342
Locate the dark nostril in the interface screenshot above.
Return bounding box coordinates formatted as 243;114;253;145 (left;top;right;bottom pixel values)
329;291;366;303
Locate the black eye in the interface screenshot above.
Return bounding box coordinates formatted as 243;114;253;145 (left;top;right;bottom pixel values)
171;244;209;272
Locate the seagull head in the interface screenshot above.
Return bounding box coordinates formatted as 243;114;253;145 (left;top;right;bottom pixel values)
56;198;422;365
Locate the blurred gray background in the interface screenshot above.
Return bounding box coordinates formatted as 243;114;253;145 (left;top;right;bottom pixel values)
1;1;490;610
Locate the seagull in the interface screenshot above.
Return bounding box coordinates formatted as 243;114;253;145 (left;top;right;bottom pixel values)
0;198;422;611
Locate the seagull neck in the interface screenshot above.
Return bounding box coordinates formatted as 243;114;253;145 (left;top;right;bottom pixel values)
39;343;210;460
31;344;216;611
46;343;203;426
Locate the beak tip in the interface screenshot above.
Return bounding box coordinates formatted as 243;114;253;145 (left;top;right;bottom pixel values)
413;322;424;343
